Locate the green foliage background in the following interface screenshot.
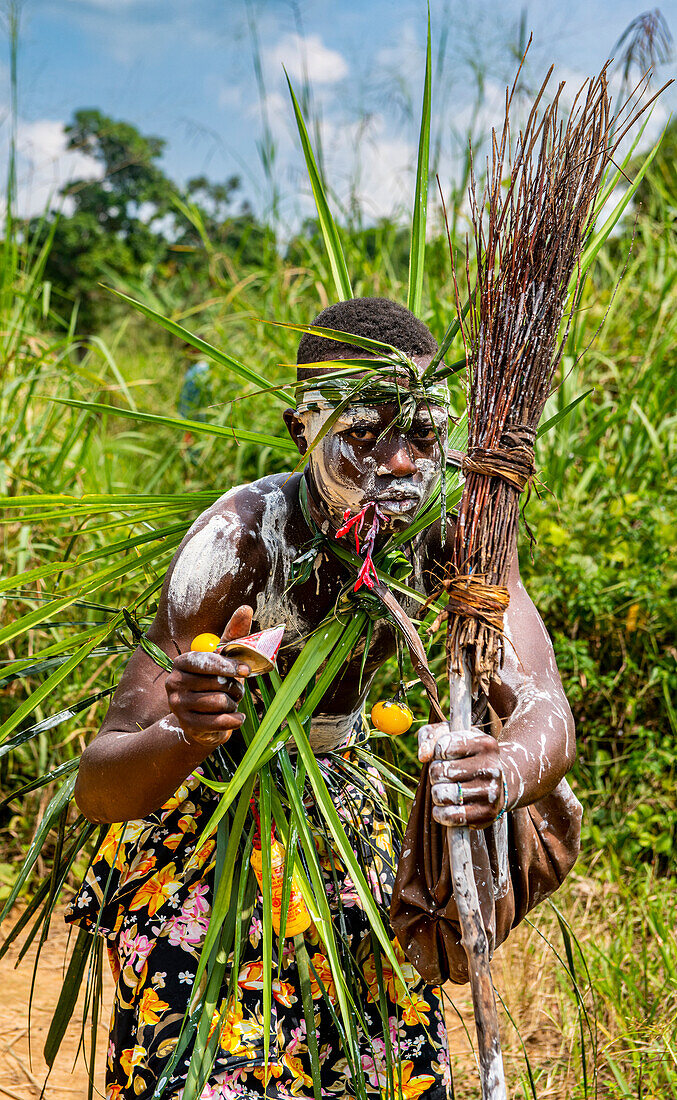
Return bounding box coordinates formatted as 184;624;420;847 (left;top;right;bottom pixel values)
1;66;676;1100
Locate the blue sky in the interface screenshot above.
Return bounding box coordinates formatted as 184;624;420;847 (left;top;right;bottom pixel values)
3;0;676;227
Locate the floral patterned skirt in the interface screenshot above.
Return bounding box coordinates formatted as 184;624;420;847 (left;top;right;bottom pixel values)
66;736;451;1100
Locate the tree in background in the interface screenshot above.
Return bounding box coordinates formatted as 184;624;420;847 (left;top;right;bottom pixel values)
29;110;260;330
172;174;274;284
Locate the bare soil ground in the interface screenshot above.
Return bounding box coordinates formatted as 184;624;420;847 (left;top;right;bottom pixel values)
0;909;113;1099
1;907;567;1099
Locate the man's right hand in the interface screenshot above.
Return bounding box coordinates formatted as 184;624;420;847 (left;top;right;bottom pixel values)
164;604;253;748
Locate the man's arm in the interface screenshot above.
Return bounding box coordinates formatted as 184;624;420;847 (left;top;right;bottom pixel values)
74;498;263;824
418;552;575;826
490;554;575;809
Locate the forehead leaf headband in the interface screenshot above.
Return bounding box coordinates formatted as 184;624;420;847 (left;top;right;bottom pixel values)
295;369;451;421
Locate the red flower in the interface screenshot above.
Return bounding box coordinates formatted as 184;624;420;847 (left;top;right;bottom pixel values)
354;554;378;591
335;504;384;592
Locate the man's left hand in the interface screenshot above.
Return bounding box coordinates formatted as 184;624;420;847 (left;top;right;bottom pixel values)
418;722;508;828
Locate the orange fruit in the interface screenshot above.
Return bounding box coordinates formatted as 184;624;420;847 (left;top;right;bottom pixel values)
190;632;222;652
370;699;413;736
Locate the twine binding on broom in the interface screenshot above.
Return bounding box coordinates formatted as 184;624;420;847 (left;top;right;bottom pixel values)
461;424;537;492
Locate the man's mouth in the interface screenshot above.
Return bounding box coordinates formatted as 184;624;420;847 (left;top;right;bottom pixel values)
376;490;421;514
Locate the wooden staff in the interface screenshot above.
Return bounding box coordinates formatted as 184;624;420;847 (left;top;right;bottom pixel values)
448;664;507;1099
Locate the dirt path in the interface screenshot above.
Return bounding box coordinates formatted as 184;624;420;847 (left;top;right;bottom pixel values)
0;910;113;1099
1;908;524;1099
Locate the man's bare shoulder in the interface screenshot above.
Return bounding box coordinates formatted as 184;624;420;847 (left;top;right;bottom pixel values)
157;472;301;642
195;472;298;529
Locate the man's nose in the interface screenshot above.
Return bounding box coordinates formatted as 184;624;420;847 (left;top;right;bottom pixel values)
376;440;417;478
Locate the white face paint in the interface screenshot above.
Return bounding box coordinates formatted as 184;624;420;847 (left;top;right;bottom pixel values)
296;397;446;529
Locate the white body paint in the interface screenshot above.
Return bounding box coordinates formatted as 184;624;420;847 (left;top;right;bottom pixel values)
167;489;247;632
254;487;310;642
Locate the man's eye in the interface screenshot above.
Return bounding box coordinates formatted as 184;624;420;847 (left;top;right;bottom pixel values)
409;427;437;442
348;426;376;441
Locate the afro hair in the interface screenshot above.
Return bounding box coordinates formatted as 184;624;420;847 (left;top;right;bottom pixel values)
296;297;437;377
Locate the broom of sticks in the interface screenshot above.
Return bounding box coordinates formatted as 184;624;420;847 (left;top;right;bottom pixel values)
439;58;668;1100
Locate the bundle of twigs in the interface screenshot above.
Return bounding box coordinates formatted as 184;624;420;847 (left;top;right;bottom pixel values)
439;58;670;1100
445;59;668;695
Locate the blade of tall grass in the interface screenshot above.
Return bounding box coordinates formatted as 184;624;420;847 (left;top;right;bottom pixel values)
183;616;350;854
0;522;189;596
52;398;296;452
0;772;77;923
286;74;353;301
0;569;168;741
259;767;273;1071
294;935;323;1100
0;821;97;961
272;667;408;983
105;287;290;400
43;925;95;1068
275;749;360;1071
407;11;432;316
0;694;113;759
578;125;667;280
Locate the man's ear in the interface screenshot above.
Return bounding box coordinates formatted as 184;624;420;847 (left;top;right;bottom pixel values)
283;408;308;455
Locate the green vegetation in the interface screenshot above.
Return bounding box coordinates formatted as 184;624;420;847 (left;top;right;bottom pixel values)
1;33;676;1100
28;108;270;333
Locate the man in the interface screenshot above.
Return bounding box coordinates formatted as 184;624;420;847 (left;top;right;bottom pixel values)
71;297;575;1099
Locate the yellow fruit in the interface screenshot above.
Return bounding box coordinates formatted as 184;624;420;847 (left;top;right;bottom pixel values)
190;632;222;653
370;699;413;736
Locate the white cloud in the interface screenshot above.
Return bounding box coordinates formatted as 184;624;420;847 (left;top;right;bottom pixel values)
284;112;416;226
266;33;348;87
247;90;288;125
217;83;242;110
2;118;102;219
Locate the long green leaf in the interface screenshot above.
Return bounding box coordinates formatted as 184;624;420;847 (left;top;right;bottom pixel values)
0;773;77;922
294;935;323;1100
0;822;97;962
52;397;296;452
0;521;189;596
578;123;666;280
276;751;356;1057
0;638;125;685
44;925;96;1068
0;691;114;758
536;389;594;437
407;11;432;316
0;593;82;648
0;622;119;743
184;617;347;854
0;571;164;741
286;74;353;301
189;775;256;999
259;768;273;1071
272;669;409;988
0;491;217;509
298;613;366;720
265;320;401;359
105;286;290;401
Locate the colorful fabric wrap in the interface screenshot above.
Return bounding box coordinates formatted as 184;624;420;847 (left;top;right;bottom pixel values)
66;722;452;1100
